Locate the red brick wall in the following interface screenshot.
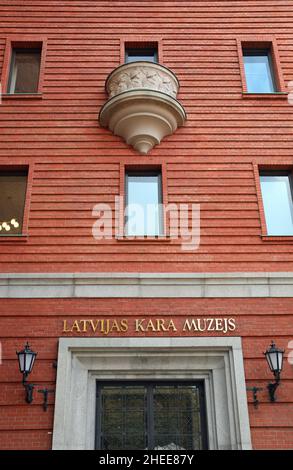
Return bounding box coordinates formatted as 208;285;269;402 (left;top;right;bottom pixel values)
0;297;292;450
0;1;293;271
0;0;293;451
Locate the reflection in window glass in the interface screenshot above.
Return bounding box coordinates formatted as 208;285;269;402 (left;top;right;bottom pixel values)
153;385;202;450
125;47;158;63
125;173;162;236
243;50;276;93
96;382;207;450
99;385;147;450
8;48;41;93
260;175;293;235
0;171;28;235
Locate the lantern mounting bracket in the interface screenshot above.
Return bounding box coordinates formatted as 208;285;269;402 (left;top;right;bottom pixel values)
23;379;35;404
246;386;263;408
267;373;281;402
38;388;55;411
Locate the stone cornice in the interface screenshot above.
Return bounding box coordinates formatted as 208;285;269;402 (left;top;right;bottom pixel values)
0;272;293;298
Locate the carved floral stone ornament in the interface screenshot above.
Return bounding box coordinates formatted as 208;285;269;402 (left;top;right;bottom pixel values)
99;61;187;154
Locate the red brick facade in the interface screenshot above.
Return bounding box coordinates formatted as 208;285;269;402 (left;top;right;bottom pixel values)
0;1;293;450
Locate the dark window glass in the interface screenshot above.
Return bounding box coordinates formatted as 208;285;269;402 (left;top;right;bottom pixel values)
8;48;41;93
95;381;208;450
125;171;162;236
243;49;276;93
0;171;28;235
260;173;293;235
125;47;158;63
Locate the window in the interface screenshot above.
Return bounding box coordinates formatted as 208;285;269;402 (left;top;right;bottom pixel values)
8;47;42;94
125;170;163;236
243;48;276;93
0;170;28;235
237;38;286;97
260;173;293;236
1;38;47;97
125;44;158;63
95;381;208;450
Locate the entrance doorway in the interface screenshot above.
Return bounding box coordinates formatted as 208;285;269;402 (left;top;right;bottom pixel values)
95;381;208;450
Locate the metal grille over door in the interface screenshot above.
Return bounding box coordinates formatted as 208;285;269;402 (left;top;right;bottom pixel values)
95;382;208;450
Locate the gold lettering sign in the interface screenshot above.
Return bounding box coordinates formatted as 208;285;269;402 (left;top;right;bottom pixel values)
182;317;236;334
62;317;236;335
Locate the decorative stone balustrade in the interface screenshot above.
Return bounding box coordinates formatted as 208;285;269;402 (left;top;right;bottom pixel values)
99;61;186;154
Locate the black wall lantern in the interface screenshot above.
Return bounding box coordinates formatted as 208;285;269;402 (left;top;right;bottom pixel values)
264;341;285;402
247;341;285;407
16;342;37;403
16;342;55;410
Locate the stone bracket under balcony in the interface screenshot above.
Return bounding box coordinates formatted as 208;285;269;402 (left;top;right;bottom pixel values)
99;61;187;155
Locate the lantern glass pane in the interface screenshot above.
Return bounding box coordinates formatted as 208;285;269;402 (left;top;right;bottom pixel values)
265;351;274;372
30;354;36;371
277;352;283;371
269;351;279;372
25;352;35;373
18;353;25;373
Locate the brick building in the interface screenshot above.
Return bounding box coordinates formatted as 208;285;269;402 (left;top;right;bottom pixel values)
0;0;292;450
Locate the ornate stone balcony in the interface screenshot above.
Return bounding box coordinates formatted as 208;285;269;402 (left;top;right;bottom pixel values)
99;61;186;154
